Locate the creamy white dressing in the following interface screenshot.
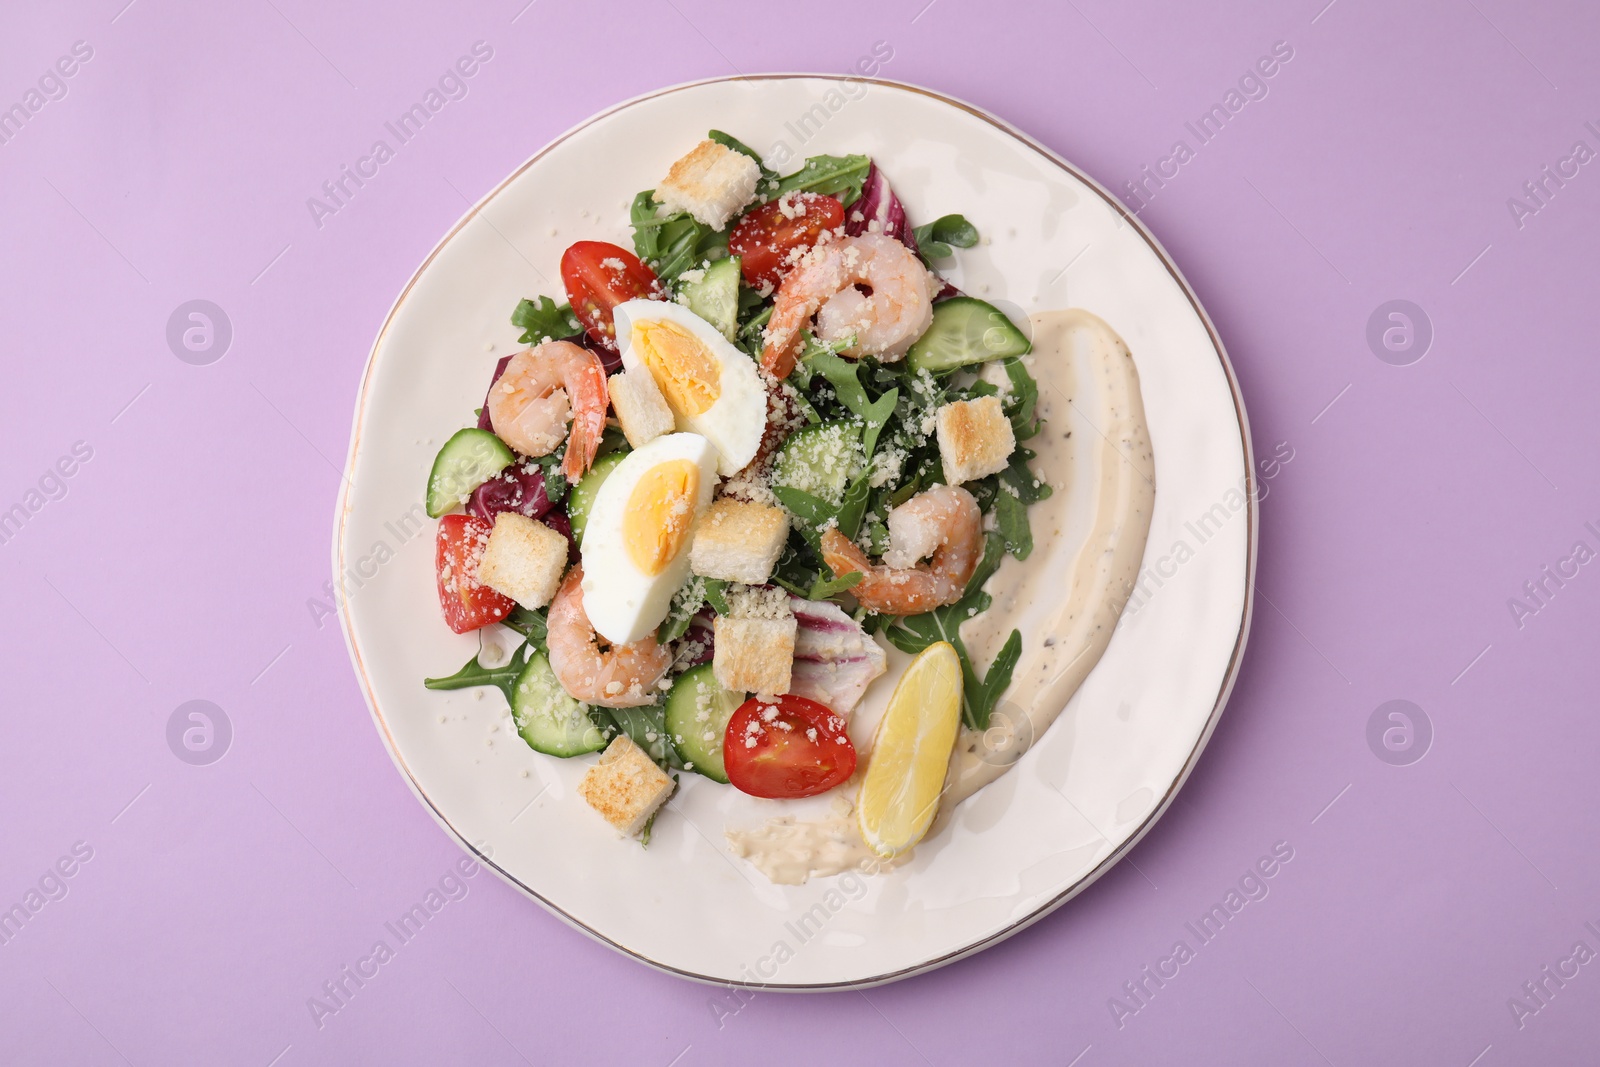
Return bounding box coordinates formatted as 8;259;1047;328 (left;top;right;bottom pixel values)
725;797;909;885
726;308;1154;883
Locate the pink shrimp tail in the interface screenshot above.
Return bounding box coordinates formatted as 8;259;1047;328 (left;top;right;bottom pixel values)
561;358;609;482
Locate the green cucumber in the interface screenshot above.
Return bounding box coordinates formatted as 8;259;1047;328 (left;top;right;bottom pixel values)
568;450;628;545
664;664;744;782
771;421;863;507
512;649;608;757
681;256;742;341
426;428;516;517
905;296;1031;374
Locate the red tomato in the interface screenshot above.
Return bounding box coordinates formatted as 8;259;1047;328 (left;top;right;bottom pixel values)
560;241;661;353
435;513;514;634
723;695;857;799
728;193;846;289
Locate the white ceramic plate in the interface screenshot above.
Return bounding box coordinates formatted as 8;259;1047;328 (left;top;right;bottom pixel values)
334;76;1254;988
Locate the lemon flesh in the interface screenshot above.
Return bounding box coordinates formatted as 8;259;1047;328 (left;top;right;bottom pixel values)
857;642;964;858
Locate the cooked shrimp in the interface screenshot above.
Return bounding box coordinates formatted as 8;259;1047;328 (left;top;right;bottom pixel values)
820;484;982;615
761;234;938;378
546;565;672;707
486;340;608;481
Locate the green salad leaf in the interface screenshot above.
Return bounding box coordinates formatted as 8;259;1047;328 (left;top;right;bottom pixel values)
771;486;835;549
993;481;1032;560
423;642;533;704
502;607;549;653
511;296;580;344
629;191;729;286
913;214;980;261
999;356;1041;440
773;154;872;206
597;705;681;770
802;349;897;459
807;569;863;601
534;451;568;502
882;531;1021;729
656;577;729;642
702;578;731;615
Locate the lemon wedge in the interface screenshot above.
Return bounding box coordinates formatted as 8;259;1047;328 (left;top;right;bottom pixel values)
857;642;964;858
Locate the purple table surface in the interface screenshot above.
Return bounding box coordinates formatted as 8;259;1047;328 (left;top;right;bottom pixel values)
3;0;1597;1063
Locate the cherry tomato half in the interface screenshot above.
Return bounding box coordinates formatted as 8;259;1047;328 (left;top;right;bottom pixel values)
435;513;514;634
728;193;846;289
723;694;857;799
560;241;661;353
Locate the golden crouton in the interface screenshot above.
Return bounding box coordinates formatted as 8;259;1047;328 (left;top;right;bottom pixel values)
653;140;761;230
577;735;675;837
477;513;568;609
936;395;1015;483
713;601;796;700
690;499;789;584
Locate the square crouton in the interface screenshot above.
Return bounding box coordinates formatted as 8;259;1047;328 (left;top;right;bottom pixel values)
652;140;761;230
936;395;1015;483
714;589;796;698
608;368;676;448
690;499;789;584
476;513;568;609
578;735;674;837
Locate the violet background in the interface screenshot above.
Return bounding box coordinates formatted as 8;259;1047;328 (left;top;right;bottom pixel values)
3;0;1597;1063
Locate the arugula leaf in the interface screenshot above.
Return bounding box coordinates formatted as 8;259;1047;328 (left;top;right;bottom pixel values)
807;569;863;601
511;297;580;344
534;452;568;502
629;192;729;285
423;642;531;704
772;548;821;599
600;705;682;770
773;154;872;206
708;129;777;183
658;580;705;643
834;470;873;541
993;480;1032;560
1000;458;1050;562
656;576;728;641
737;303;773;356
912;214;980;261
881;532;1019;729
658;217;728;285
772;486;835;548
999;356;1040;440
1000;447;1052;505
630;190;665;261
502;607;549;653
971;631;1022;727
772;572;814;598
802;349;897;459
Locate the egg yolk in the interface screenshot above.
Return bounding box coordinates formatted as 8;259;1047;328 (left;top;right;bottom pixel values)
623;460;701;576
632;320;720;417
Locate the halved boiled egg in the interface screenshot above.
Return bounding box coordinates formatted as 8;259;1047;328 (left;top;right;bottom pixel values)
580;432;718;645
613;298;767;476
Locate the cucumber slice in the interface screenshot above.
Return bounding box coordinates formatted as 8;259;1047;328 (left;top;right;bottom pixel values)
664;664;745;782
771;421;863;507
426;428;516;517
905;296;1031;374
681;256;742;341
512;649;607;757
568;450;628;544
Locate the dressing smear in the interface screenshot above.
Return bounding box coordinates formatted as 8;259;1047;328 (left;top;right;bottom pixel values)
727;309;1155;884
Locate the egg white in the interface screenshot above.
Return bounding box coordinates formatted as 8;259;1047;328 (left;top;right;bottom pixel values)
580;432;718;646
613;298;768;476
